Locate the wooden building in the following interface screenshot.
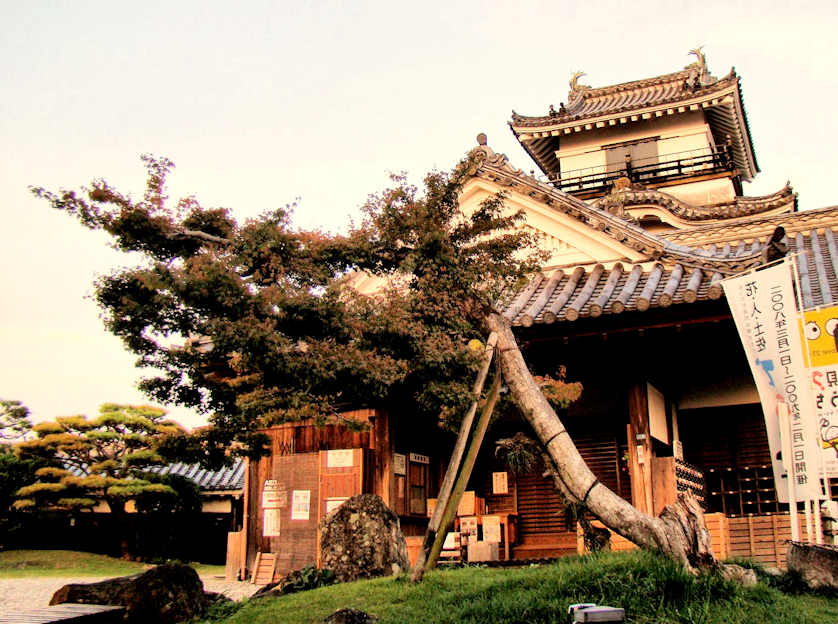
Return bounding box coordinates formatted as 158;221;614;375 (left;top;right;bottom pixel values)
239;409;450;579
240;54;838;577
457;53;838;567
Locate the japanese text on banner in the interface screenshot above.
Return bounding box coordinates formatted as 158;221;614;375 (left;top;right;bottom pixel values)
722;261;822;502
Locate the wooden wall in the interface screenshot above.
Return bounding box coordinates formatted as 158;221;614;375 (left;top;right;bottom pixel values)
246;452;321;575
243;410;390;579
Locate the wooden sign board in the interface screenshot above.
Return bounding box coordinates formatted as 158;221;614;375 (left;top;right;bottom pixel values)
262;480;287;509
393;453;406;476
263;508;281;537
492;471;508;494
482;515;501;543
325;497;348;514
647;383;669;444
327;449;354;468
460;516;478;544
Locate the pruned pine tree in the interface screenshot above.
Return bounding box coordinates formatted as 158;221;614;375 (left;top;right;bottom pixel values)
33;150;715;572
15;403;186;555
0;399;32;441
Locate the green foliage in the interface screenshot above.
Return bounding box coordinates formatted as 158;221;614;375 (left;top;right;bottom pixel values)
534;375;583;410
494;433;541;475
33;154;542;453
14;403;184;515
199;597;244;622
252;565;338;605
134;473;202;514
0;399;32;441
0;447;45;543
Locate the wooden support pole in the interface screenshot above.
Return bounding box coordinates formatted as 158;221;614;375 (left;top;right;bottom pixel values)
779;402;800;542
410;333;497;582
425;368;503;573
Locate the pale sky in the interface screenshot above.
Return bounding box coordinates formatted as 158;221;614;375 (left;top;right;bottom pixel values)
2;1;837;428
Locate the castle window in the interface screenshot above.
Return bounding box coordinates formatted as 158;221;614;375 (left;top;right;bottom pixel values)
605;138;658;174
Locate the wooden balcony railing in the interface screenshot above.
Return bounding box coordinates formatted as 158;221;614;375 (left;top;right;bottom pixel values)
551;146;735;196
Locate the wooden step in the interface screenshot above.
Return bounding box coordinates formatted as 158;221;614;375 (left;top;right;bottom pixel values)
513;532;578;560
512;543;578;559
251;551;277;584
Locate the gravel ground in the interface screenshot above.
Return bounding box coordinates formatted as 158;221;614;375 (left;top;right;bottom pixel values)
0;575;262;618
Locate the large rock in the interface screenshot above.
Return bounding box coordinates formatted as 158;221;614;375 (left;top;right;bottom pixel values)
50;563;209;623
788;541;838;589
319;494;408;582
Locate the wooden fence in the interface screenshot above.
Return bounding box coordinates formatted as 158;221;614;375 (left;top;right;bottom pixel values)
582;512;806;569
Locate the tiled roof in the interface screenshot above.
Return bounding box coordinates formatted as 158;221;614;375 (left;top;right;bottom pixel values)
591;184;796;222
660;205;838;248
471;143;765;274
504;222;838;327
510;68;738;128
67;458;245;492
147;459;245;491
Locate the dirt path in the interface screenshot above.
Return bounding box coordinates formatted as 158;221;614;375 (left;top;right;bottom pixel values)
0;575;262;617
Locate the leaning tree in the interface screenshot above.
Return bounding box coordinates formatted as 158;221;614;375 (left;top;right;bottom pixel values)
33;150;715;573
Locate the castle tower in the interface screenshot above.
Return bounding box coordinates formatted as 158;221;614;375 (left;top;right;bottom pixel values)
509;50;759;209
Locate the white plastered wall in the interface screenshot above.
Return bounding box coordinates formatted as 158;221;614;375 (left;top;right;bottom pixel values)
555;112;713;179
661;178;735;205
459;178;646;268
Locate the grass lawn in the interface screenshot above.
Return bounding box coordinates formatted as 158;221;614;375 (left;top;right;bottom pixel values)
197;551;838;624
0;550;223;578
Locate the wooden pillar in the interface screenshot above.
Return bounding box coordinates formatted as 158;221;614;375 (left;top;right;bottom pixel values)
239;458;250;581
627;383;654;515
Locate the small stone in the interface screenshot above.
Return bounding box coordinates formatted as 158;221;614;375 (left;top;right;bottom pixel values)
720;563;757;587
324;607;378;623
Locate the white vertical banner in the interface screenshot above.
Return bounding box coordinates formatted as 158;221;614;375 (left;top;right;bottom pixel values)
723;260;823;502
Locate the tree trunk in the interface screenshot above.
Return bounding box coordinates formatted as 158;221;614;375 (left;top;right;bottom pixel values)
105;498;133;560
484;312;715;573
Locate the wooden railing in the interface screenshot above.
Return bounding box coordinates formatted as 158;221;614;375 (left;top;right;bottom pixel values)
552;146;734;196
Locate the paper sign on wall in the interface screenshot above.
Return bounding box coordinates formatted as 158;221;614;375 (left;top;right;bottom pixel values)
409;452;429;464
291;490;311;520
263;508;281;537
492;471;508;494
327;449;354;468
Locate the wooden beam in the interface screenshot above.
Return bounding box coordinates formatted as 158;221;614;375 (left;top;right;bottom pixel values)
627;383;654;515
410;333;497;582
